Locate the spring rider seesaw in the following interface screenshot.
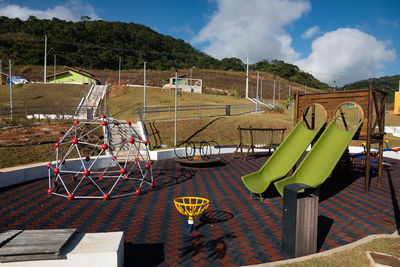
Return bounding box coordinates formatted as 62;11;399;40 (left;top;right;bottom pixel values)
174;197;209;234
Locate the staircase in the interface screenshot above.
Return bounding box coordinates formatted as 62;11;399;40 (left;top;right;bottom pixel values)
76;85;107;119
248;97;276;109
107;120;150;161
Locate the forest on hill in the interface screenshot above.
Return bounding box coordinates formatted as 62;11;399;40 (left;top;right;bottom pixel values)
0;16;329;89
341;75;400;102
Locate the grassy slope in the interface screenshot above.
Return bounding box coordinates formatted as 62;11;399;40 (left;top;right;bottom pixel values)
284;237;400;267
10;65;322;98
145;109;294;148
0;83;89;108
108;86;256;121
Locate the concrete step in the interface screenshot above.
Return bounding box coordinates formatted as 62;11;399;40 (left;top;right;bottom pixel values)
108;121;149;160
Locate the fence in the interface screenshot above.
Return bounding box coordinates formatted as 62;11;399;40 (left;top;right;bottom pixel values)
132;104;258;122
0;105;102;128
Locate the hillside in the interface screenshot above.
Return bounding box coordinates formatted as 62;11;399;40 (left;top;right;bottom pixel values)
342;75;400;103
8;65;321;101
0;16;216;70
0;16;330;90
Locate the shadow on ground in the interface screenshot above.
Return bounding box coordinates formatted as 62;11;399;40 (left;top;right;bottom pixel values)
124;242;165;267
179;232;237;261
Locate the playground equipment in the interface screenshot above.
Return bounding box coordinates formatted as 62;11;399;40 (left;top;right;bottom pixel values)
174;197;209;234
241;86;386;197
233;126;286;160
241;121;326;200
294;86;387;192
274;120;362;196
174;140;221;165
46;116;154;200
350;140;397;168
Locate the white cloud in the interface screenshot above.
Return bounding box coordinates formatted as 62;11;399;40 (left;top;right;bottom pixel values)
0;0;99;21
379;19;399;29
192;0;311;63
301;26;321;39
295;28;396;86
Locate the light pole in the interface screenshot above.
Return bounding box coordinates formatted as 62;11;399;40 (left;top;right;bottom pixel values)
118;57;121;86
256;71;259;112
245;54;249;99
238;55;250;99
273;74;276;106
44;47;54;83
53;52;56;83
143;61;146;121
8;52;13;119
174;67;178;147
44;35;47;83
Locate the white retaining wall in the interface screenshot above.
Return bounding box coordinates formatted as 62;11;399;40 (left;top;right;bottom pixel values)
0;156;117;189
1;146;400;189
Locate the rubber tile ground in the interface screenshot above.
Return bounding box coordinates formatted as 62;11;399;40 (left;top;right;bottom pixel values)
0;154;399;266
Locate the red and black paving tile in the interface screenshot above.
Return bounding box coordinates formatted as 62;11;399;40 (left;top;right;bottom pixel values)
0;154;399;266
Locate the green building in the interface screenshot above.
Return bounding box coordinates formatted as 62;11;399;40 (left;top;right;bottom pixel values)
47;66;101;84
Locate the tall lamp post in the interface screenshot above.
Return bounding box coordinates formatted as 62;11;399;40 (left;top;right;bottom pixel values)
53;50;56;83
8;51;13;119
143;61;146;121
174;67;178;147
118;56;121;86
273;74;276;106
256;71;259;112
44;35;47;83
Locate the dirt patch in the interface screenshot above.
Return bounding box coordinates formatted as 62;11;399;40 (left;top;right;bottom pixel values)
0;124;73;168
0;124;70;146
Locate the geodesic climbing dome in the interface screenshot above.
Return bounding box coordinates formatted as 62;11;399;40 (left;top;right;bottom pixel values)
46;116;154;200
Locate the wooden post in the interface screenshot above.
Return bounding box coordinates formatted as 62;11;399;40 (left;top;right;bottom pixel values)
249;126;255;159
311;105;315;130
377;90;386;188
282;184;319;258
365;85;373;192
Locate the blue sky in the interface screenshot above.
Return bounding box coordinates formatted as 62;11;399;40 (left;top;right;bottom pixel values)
1;0;399;86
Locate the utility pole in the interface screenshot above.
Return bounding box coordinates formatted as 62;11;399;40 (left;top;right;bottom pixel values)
245;54;249;98
279;84;281;100
190;67;192;87
256;71;259;112
44;35;47;83
143;61;146;121
9;54;13;119
333;80;336;91
53;53;56;83
174;68;178;147
273;74;276;106
118;57;121;86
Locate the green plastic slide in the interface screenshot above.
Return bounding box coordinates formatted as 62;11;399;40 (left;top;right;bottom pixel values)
274;120;363;196
241;120;326;199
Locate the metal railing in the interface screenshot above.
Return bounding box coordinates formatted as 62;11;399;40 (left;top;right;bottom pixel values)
132;104;257;122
